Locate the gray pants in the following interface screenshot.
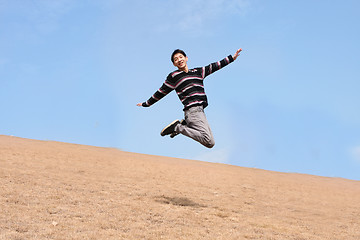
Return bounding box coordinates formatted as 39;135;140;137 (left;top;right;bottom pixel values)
175;106;215;148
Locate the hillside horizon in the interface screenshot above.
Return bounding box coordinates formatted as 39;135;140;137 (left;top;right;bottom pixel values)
1;135;359;239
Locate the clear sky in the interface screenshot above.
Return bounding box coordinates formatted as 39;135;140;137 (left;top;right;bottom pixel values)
1;0;360;180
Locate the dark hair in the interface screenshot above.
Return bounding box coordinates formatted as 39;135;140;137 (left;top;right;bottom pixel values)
171;49;187;63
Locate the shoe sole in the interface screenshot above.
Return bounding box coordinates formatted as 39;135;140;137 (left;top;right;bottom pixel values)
160;120;180;136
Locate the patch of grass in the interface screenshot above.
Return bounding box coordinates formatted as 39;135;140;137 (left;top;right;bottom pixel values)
155;195;206;208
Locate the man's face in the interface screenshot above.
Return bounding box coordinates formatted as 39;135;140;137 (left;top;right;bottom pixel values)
172;53;188;70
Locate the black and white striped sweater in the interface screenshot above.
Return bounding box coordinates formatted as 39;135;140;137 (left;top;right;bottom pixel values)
142;55;234;111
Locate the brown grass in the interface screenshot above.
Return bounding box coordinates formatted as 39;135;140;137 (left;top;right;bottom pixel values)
1;135;359;239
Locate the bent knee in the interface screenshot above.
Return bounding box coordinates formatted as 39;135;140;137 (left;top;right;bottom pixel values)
203;136;215;148
205;141;215;148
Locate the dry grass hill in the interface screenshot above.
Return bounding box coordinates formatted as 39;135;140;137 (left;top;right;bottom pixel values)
1;135;359;239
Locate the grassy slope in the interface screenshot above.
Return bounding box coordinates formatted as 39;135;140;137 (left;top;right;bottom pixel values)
1;135;360;239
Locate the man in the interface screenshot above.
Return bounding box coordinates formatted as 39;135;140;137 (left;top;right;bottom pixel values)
137;48;242;148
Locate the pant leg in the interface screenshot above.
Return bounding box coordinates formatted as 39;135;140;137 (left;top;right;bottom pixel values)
175;106;215;148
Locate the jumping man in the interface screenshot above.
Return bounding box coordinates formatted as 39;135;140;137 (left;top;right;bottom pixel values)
137;48;242;148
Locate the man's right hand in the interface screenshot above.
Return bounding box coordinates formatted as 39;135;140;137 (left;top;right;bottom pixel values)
233;48;242;60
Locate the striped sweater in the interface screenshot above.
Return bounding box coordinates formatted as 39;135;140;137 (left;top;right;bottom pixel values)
142;55;234;111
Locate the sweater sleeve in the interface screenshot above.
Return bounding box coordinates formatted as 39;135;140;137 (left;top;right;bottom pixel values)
142;74;175;107
201;55;234;79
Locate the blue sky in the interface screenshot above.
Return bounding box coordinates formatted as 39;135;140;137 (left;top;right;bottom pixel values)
1;0;360;180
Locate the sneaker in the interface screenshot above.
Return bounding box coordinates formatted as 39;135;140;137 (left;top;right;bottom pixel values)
170;120;186;138
160;120;180;136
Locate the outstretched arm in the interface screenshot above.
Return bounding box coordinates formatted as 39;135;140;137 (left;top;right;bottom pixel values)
233;48;242;61
136;74;175;108
201;48;242;79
